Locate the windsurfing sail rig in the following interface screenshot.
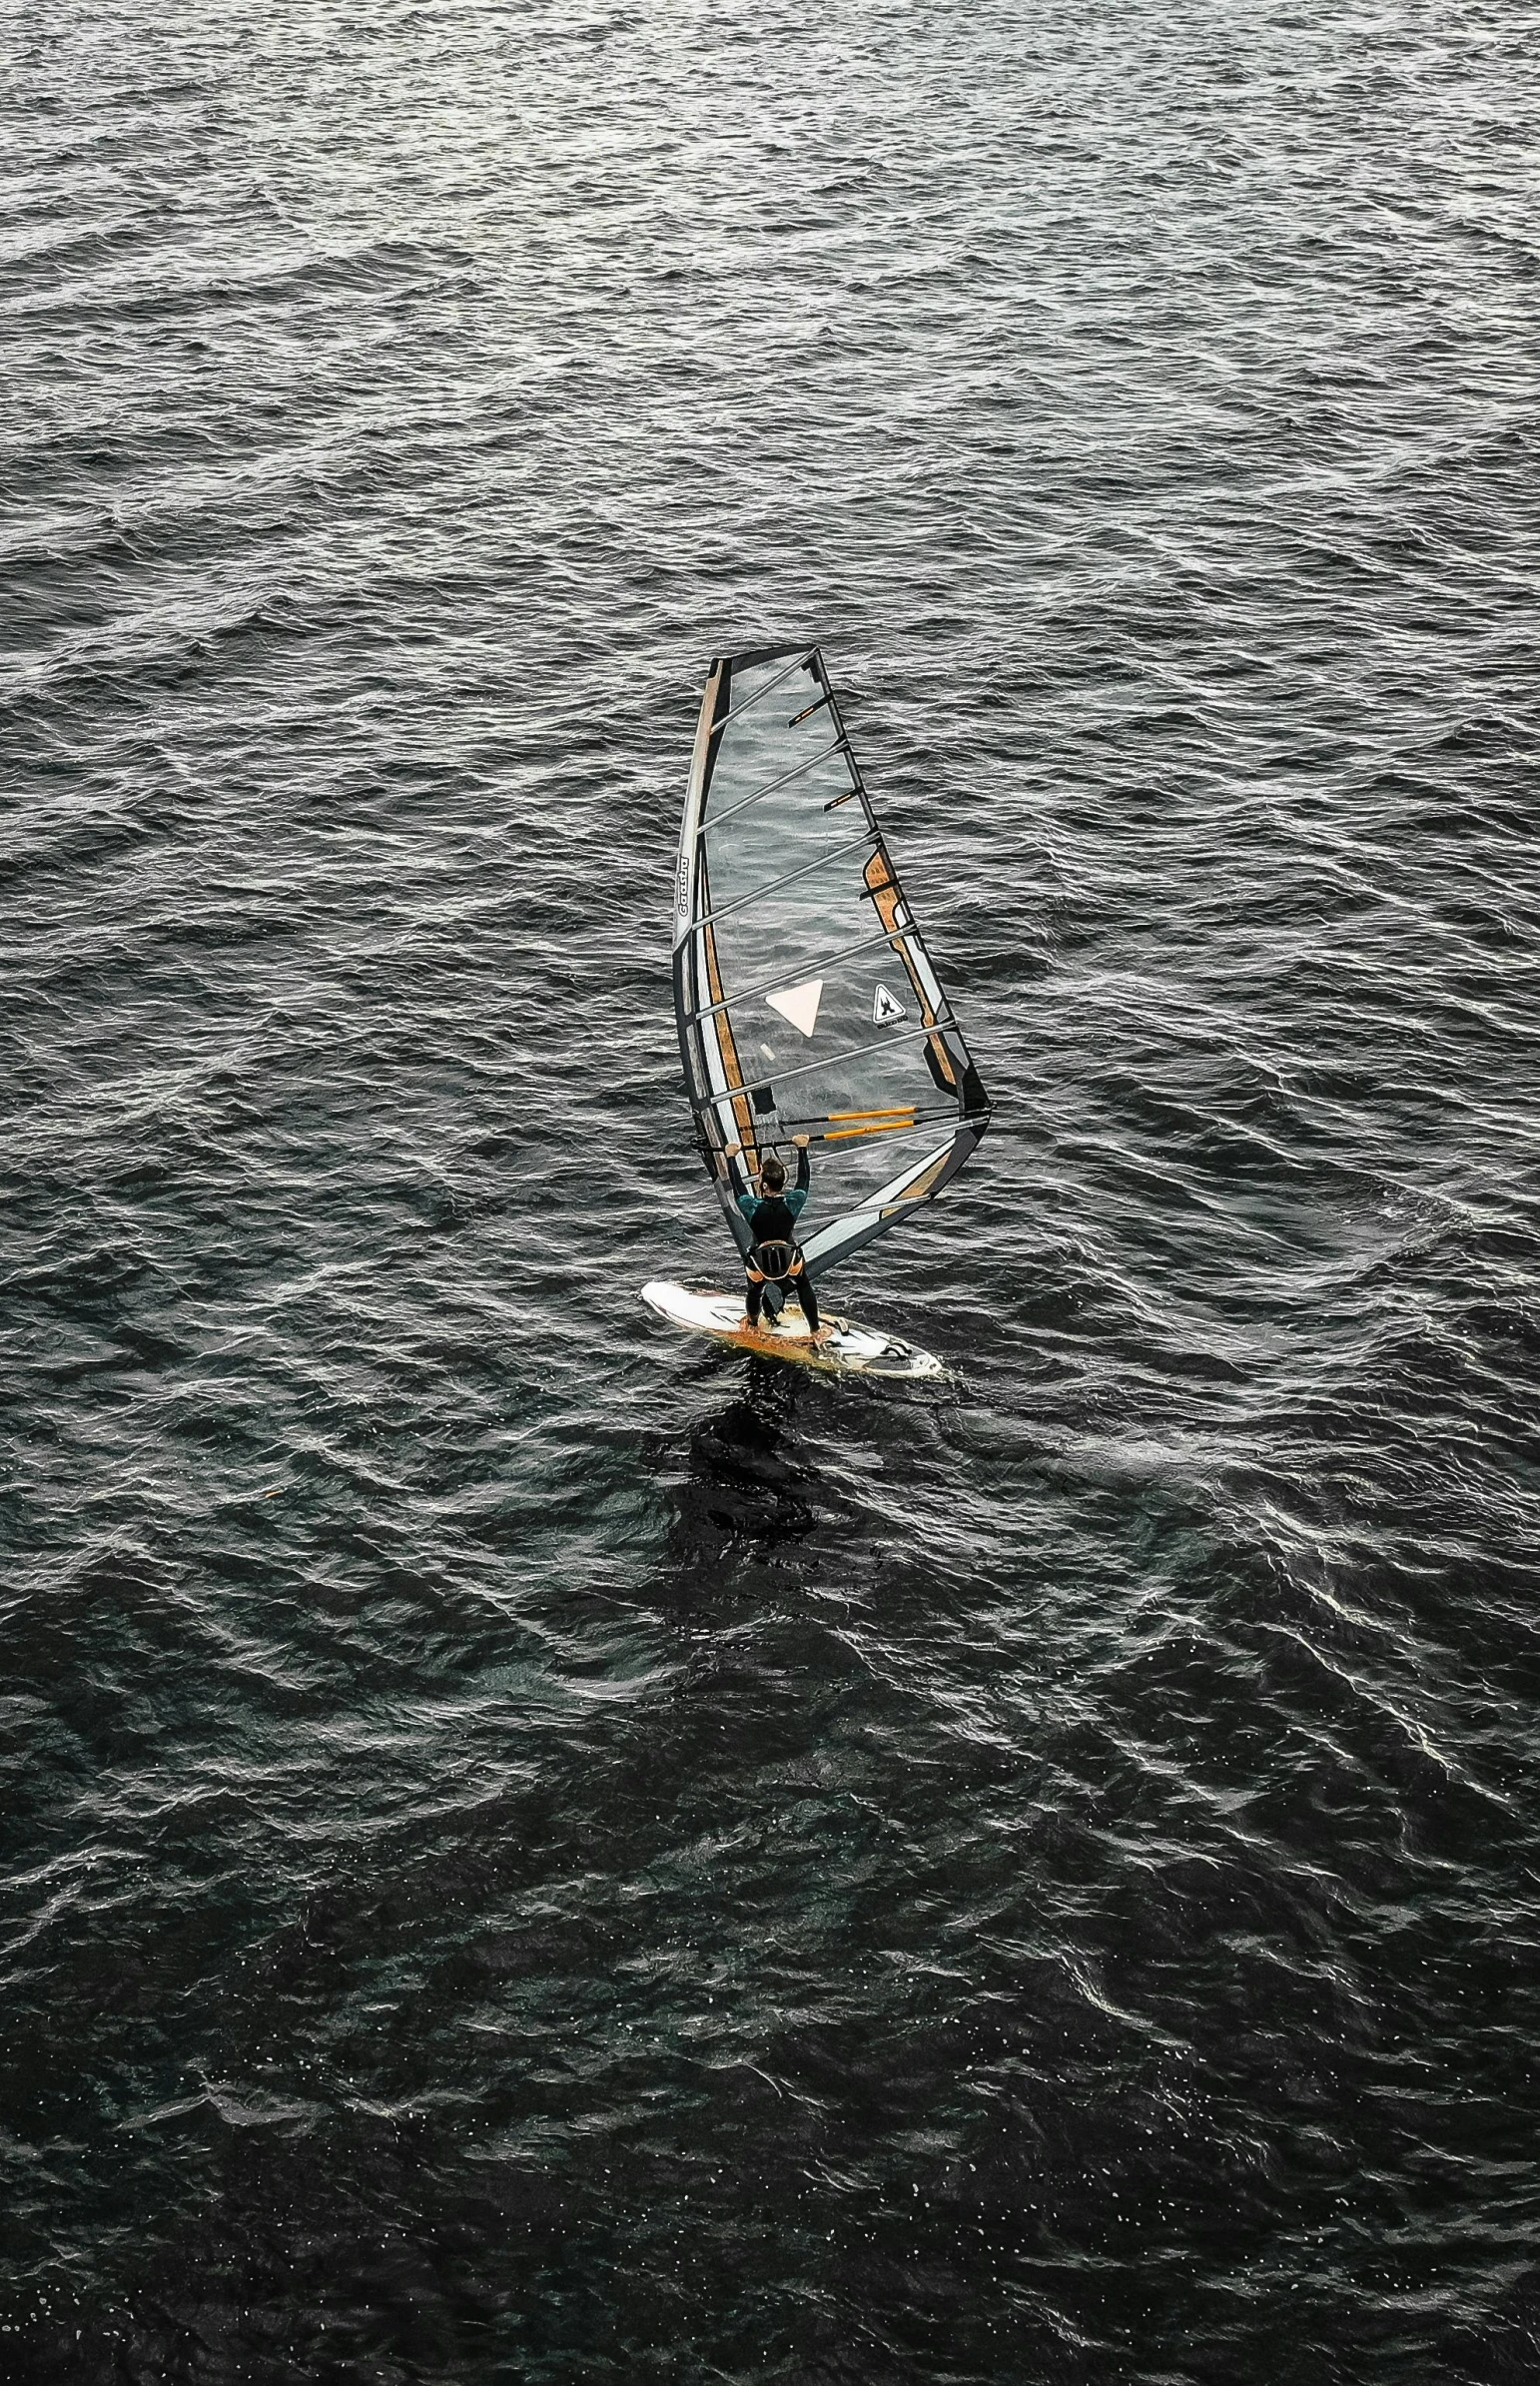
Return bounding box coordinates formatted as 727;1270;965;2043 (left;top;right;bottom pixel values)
672;644;992;1292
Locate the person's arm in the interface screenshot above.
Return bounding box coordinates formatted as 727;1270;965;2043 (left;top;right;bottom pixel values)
723;1142;758;1216
786;1134;811;1217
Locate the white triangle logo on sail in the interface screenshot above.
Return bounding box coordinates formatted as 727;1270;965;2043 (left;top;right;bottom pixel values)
765;978;823;1038
872;983;907;1026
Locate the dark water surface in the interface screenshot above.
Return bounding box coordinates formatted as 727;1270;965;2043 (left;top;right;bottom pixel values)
5;2;1539;2379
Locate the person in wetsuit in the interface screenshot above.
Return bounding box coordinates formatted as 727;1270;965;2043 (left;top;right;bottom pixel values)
723;1135;824;1338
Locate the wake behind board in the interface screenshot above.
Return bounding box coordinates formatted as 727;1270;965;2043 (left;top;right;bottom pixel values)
642;1281;947;1381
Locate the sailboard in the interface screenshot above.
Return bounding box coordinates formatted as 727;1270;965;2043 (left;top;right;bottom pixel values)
640;1282;948;1377
649;643;992;1372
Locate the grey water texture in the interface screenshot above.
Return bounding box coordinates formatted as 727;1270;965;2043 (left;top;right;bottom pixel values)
4;2;1539;2381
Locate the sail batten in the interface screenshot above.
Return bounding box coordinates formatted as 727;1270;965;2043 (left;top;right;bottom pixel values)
686;1018;962;1109
704;647;817;736
683;926;909;1026
690;827;880;937
672;645;991;1291
702;738;849;830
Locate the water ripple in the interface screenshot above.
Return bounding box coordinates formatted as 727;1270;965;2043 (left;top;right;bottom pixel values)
4;0;1539;2378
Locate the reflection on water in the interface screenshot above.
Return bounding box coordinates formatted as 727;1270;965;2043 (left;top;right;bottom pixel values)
667;1370;821;1553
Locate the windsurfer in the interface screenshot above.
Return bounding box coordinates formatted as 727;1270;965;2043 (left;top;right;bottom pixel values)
724;1136;825;1339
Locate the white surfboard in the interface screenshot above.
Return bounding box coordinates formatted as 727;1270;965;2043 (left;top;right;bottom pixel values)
641;1280;948;1380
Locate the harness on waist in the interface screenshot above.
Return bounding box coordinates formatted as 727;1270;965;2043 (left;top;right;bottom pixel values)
743;1186;803;1282
732;1150;811;1285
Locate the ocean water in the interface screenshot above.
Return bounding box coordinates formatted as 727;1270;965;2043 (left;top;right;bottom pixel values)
4;1;1539;2379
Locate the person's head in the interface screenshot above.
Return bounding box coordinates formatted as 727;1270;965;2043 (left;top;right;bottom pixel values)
759;1153;786;1193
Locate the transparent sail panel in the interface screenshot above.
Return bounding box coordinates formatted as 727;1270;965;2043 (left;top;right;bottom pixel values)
674;646;991;1284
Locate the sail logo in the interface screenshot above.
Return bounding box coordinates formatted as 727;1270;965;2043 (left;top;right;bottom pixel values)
766;979;823;1038
872;984;906;1027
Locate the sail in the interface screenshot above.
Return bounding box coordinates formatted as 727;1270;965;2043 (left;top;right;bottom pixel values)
672;644;991;1287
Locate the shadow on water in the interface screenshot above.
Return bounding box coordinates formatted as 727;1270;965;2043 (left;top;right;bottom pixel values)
660;1358;824;1570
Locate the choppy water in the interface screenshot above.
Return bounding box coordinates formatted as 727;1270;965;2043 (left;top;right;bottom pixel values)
5;2;1539;2379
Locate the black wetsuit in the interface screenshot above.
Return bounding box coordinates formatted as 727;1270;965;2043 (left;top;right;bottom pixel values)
731;1146;821;1333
